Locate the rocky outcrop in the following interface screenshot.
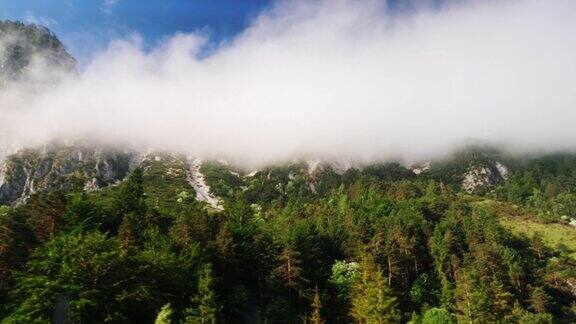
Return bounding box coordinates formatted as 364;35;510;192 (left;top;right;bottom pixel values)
0;22;84;206
186;158;224;211
0;146;228;209
304;158;358;176
462;161;509;193
411;161;431;175
0;145;133;205
0;139;523;207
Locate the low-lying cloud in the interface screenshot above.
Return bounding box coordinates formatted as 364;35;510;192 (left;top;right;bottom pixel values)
2;0;576;167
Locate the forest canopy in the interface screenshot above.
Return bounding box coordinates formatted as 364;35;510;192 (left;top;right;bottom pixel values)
0;152;575;323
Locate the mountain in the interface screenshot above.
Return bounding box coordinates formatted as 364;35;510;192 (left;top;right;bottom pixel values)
0;145;133;205
416;145;511;193
0;20;76;86
0;22;116;205
0;22;575;323
0;21;511;206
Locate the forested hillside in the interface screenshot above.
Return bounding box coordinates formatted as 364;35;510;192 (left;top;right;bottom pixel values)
0;150;575;323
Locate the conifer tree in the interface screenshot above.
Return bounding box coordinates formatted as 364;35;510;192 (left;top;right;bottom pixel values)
118;212;140;250
273;244;305;299
154;303;173;324
184;263;222;324
117;167;146;216
310;287;325;324
530;287;550;314
421;307;455;324
350;253;400;324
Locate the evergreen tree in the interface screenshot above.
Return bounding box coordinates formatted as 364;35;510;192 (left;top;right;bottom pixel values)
454;268;493;323
273;244;305;298
530;287;550;314
350;254;400;324
184;263;222;324
310;287;325;324
155;303;173;324
1;145;576;322
118;212;141;250
3;232;152;323
116;167;146;217
421;308;455;324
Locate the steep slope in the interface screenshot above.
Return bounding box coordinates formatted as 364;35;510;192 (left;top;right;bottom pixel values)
0;21;77;169
0;20;75;86
0;145;133;205
186;158;223;211
461;161;509;193
418;146;511;193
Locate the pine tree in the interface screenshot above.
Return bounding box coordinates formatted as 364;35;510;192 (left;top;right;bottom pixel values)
154;303;173;324
530;287;550;314
273;244;305;299
184;263;222;324
171;212;195;248
422;308;455;324
118;212;140;250
454;268;493;323
310;287;325;324
116;167;146;216
350;254;400;324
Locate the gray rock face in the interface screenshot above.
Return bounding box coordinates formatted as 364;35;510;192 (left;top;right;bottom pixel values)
186;158;223;211
462;161;509;193
0;145;133;205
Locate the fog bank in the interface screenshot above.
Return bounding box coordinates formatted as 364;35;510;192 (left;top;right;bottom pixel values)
1;0;576;167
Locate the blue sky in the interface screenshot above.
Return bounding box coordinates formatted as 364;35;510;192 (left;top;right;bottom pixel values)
0;0;274;62
0;0;443;63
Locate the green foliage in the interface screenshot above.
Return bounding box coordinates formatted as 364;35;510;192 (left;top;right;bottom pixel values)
116;167;146;216
500;212;576;259
421;308;455;324
330;260;360;300
155;303;174;324
410;274;440;306
350;254;400;323
201;162;245;199
1;151;576;322
62;193;105;232
362;162;415;182
184;263;222;324
140;154;197;216
0;206;35;311
4;232;152;323
310;288;326;324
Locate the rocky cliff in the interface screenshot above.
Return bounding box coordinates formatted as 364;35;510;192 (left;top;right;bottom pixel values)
0;145;133;205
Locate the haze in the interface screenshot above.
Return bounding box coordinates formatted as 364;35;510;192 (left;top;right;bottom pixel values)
1;0;576;167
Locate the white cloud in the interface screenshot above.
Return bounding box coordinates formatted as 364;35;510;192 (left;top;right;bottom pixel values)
102;0;119;14
2;0;576;167
23;11;57;27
